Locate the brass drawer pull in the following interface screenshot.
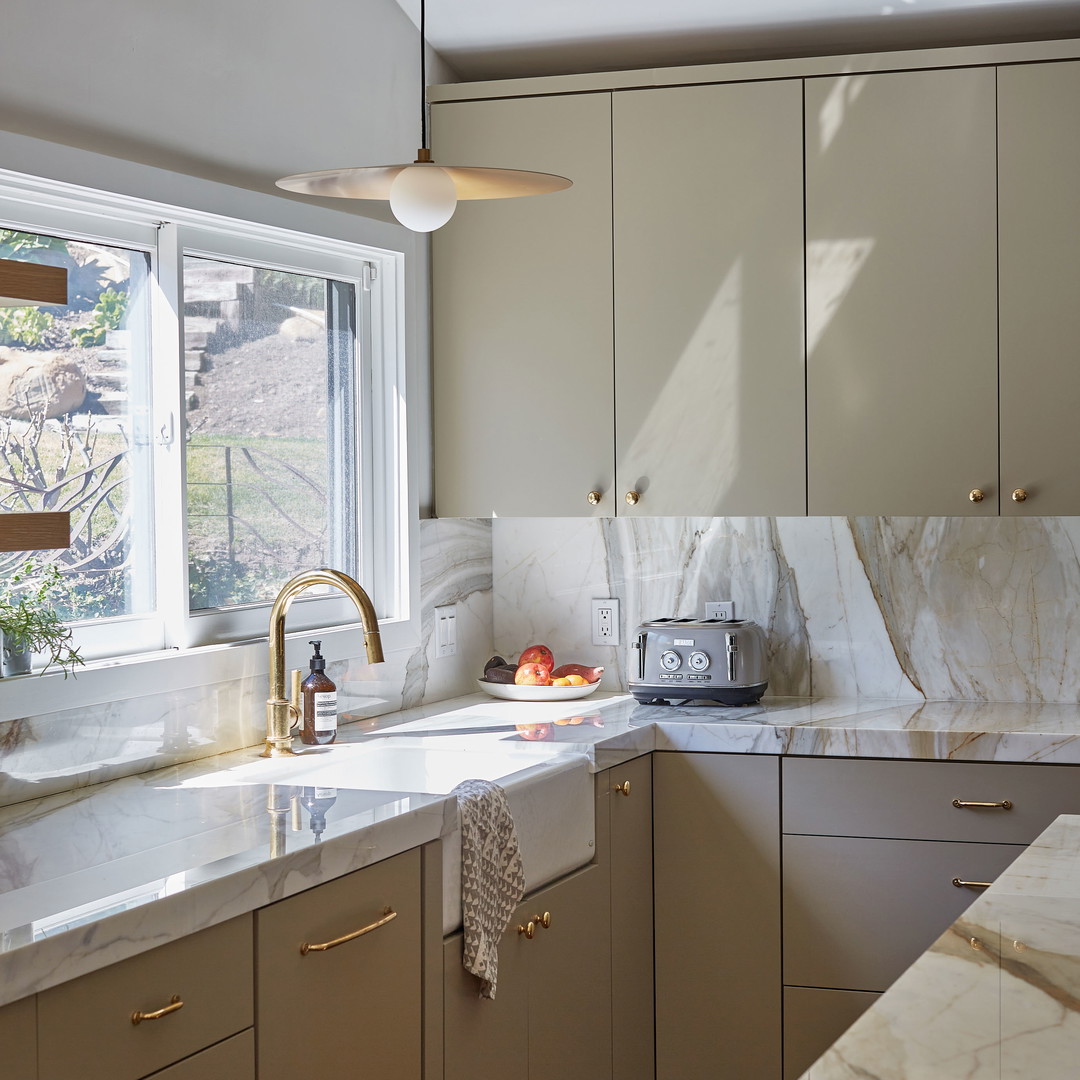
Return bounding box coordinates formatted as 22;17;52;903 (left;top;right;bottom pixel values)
587;490;602;506
300;907;397;955
952;798;1012;810
518;921;536;939
131;995;183;1026
952;878;992;889
968;488;985;503
532;911;552;930
614;780;631;797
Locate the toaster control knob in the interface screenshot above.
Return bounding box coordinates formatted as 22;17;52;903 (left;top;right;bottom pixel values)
660;650;682;671
689;651;710;672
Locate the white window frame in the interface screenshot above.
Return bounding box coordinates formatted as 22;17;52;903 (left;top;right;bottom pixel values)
0;168;417;721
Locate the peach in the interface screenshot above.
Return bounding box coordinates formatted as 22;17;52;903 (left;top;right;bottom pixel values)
516;723;553;741
514;662;552;686
517;644;555;672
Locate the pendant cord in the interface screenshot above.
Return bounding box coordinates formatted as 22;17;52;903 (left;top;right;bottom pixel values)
420;0;428;151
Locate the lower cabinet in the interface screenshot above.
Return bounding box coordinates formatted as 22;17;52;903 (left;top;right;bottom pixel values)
781;756;1080;1078
653;752;782;1080
255;847;422;1080
147;1030;255;1080
37;914;253;1080
0;994;36;1080
444;862;613;1080
598;756;655;1080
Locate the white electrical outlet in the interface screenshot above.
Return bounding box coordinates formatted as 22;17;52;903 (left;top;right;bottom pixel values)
434;604;457;657
705;601;735;621
591;598;620;646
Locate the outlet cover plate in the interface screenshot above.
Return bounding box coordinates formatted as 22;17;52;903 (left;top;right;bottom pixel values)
705;601;735;621
591;598;620;646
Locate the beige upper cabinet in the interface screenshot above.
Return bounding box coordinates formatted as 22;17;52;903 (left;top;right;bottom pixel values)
998;60;1080;517
805;67;998;516
613;81;805;516
432;93;614;517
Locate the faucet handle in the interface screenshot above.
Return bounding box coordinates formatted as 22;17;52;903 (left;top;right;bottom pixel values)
290;669;303;729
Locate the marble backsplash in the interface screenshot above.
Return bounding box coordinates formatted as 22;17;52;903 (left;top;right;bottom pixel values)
0;518;493;810
491;517;1080;704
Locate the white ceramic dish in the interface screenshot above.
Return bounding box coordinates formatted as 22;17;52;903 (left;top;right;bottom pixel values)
476;678;601;702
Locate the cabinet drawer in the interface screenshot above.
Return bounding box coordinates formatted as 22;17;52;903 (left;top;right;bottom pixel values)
783;987;878;1080
38;914;253;1080
783;834;1020;992
783;758;1080;844
256;848;421;1080
146;1030;254;1080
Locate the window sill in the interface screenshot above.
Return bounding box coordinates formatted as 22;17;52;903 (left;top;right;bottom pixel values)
0;616;419;726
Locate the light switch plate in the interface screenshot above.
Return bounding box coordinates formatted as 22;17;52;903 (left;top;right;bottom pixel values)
434;604;457;657
591;598;620;646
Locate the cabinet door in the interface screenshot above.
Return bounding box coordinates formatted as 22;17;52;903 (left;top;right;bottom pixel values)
999;60;1080;515
431;94;614;517
601;758;654;1080
0;994;36;1080
805;67;998;515
613;81;805;516
255;849;421;1080
783;835;1021;992
443;926;529;1080
653;753;781;1080
525;865;612;1080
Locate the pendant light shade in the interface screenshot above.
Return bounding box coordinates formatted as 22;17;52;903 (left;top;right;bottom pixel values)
275;1;571;231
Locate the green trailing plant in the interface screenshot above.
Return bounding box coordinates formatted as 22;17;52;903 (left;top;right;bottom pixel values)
0;230;68;261
0;559;84;677
71;287;128;346
0;306;54;347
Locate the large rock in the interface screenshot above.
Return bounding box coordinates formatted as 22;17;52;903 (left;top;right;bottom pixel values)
0;348;86;419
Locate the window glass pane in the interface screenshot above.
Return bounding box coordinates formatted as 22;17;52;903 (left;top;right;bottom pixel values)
182;257;357;611
0;228;152;621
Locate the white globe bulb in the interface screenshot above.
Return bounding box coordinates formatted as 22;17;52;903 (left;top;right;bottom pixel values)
389;165;458;232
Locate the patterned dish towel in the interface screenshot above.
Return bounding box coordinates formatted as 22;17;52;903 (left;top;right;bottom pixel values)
453;778;527;999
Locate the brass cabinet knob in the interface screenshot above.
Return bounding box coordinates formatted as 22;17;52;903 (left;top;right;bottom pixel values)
533;911;552;929
968;489;985;503
1012;488;1028;503
625;491;640;506
517;921;535;939
614;780;632;797
587;490;602;506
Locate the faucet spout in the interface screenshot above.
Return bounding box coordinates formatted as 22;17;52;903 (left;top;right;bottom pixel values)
262;568;384;757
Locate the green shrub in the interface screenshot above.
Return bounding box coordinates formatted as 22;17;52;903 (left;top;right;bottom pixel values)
0;306;55;347
71;287;128;347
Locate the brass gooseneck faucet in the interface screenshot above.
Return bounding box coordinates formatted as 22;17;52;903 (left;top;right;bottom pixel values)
262;568;384;757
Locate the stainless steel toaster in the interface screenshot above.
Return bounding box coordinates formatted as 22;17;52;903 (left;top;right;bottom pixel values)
628;617;769;705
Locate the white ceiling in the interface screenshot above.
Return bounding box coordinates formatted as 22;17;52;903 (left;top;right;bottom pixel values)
400;0;1080;81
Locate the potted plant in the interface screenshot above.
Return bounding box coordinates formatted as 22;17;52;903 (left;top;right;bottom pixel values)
0;559;83;677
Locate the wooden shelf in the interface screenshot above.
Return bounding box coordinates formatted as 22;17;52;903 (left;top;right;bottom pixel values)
0;512;70;553
0;259;68;307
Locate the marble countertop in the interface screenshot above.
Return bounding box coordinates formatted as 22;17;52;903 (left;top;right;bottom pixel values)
802;812;1080;1079
3;691;1080;1010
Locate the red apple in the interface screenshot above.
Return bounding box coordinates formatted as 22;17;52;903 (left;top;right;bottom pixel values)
517;644;555;672
516;723;554;742
514;662;552;686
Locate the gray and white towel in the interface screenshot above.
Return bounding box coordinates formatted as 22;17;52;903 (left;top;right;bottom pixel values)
453;778;526;999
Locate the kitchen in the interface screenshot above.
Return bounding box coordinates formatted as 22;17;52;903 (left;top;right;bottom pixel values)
3;1;1080;1077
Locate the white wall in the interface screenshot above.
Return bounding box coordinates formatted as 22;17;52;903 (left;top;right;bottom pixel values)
2;0;457;224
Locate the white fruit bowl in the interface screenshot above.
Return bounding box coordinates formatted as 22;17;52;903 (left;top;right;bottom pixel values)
476;679;601;702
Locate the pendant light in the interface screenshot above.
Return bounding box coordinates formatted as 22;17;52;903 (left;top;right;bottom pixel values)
0;258;67;307
276;0;571;232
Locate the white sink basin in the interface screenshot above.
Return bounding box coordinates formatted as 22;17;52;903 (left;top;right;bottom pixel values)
179;742;596;934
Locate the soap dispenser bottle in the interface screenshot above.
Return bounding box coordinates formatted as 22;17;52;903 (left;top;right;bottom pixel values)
301;639;337;745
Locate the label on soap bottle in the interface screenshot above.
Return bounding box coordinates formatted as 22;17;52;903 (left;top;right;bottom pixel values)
313;691;338;733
